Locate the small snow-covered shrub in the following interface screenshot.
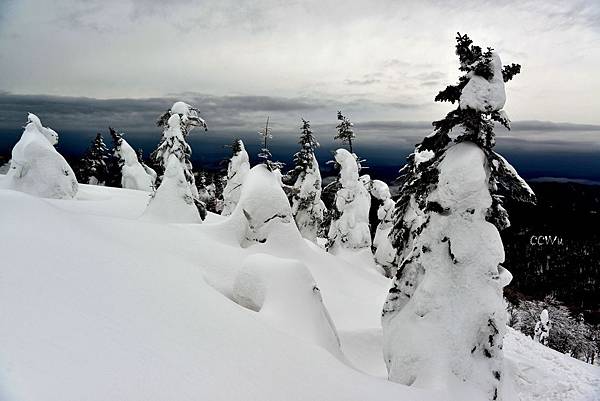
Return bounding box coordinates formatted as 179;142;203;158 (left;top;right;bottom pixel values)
229;165;293;246
371;180;396;276
6;113;78;199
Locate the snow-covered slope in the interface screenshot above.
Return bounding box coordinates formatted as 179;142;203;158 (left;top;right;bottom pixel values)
0;183;597;401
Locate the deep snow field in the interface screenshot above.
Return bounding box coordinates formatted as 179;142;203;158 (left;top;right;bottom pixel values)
0;181;598;401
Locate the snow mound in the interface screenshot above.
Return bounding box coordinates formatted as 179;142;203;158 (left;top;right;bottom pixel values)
142;155;201;223
228;164;293;246
460;53;506;112
232;253;343;359
118;138;154;192
4;113;78;199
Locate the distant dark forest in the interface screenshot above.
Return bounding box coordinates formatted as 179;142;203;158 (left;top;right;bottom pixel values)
503;182;600;322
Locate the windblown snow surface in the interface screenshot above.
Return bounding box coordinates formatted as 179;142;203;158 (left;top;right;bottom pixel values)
0;179;598;401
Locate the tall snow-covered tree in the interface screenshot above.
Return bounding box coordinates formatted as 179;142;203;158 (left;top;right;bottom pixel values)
382;33;535;401
327;148;371;252
290;119;326;242
6;113;78;199
156;101;207;136
222;139;250;216
534;309;551;346
137;148;157;187
106;127;124;187
334;111;355;154
112;129;154;192
77;133;109;185
151;112;205;216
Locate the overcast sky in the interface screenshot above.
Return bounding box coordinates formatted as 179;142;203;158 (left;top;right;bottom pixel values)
0;0;599;126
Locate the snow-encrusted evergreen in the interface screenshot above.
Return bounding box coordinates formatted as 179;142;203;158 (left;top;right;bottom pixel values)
222;139;250;216
77;133;109;185
143;154;201;223
334;111;355;154
137;148;157;187
156;101;207;136
534;309;551;346
371;180;396;276
290;119;326;242
112;130;154;192
327;149;371;252
151;113;203;216
382;33;535;401
6;113;78;199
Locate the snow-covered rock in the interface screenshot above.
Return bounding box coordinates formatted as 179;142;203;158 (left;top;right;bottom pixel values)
460;53;506;112
4;113;78;199
142;154;201;224
327;149;371;252
232;253;342;359
383;142;512;399
222;140;250;216
117;138;154;192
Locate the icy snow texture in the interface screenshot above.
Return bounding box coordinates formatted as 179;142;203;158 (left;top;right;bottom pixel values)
291;154;326;242
142;155;201;224
371;180;396;273
227;164;293;246
5;113;78;199
0;183;597;401
383;142;512;399
222;141;250;216
460;53;506;112
232;253;342;359
117;138;154;192
328;149;371;251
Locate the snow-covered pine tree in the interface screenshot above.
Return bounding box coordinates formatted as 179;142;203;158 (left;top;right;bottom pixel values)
6;113;78;199
382;33;536;400
534;309;551;345
289;119;326;242
106;127;124;187
334;111;355;154
326;148;371;252
143;154;202;223
111;128;154;192
151;112;206;217
137;148;157;187
258;117;284;172
156;101;207;136
222;138;250;216
77;133;109;185
370;180;396;276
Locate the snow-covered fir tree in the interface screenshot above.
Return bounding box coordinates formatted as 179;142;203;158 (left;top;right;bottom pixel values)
106;127;124;187
112;129;154;192
382;33;535;400
6;113;78;199
137;148;157;187
289;119;326;242
77;133;109;185
370;180;396;276
334;111;355;154
258;117;284;172
156;101;207;136
151;111;205;216
143;154;201;223
327;148;371;252
534;309;551;346
222;139;250;216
